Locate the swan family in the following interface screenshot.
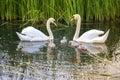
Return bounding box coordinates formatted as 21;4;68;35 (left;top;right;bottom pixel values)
16;14;110;46
16;18;56;41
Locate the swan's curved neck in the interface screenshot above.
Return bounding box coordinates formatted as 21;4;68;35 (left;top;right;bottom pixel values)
46;22;53;40
73;16;81;40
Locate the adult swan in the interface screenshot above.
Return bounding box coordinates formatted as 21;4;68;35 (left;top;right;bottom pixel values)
16;18;56;41
71;14;110;43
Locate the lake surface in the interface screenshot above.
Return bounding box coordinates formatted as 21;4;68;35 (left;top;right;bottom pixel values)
0;22;120;80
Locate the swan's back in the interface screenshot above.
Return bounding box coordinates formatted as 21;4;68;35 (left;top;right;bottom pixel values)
76;29;110;43
78;29;104;41
21;26;48;38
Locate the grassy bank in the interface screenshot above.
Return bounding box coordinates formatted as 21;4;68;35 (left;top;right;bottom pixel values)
0;0;120;24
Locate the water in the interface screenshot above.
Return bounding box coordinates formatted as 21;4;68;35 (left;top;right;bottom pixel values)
0;22;120;80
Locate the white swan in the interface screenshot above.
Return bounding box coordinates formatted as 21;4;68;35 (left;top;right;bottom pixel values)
16;18;56;41
71;14;110;43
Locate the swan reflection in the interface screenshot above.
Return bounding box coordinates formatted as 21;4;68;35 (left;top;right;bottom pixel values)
74;42;120;77
16;40;56;54
16;41;47;53
74;43;108;65
47;40;57;60
70;41;108;54
77;43;108;54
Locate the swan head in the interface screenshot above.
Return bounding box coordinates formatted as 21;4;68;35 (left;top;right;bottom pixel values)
47;18;57;26
71;14;81;21
68;41;79;47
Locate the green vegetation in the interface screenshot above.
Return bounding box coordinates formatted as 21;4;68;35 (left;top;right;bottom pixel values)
0;0;120;24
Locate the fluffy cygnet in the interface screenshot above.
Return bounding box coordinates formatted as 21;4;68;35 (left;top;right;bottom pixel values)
60;36;67;44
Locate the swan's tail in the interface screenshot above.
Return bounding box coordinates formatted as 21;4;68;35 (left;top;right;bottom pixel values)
101;29;110;43
16;32;31;41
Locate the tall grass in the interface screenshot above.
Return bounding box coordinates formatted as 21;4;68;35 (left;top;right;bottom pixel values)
0;0;120;24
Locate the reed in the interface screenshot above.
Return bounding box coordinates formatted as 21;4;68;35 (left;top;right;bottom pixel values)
0;0;120;24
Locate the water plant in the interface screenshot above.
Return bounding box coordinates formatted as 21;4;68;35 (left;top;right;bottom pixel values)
0;0;120;24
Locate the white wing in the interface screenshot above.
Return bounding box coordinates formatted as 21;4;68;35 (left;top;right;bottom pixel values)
16;32;31;41
77;29;104;41
21;26;48;39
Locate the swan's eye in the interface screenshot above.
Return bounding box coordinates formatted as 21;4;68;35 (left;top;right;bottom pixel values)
53;20;56;23
71;16;74;19
52;20;57;26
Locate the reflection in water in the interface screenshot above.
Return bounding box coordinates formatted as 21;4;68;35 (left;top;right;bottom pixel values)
74;43;108;65
47;40;57;60
75;48;81;65
0;41;57;80
69;41;108;54
0;23;120;80
47;46;57;60
73;43;120;80
1;42;120;80
78;43;108;54
16;41;47;53
113;40;120;54
46;41;57;80
81;40;120;78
